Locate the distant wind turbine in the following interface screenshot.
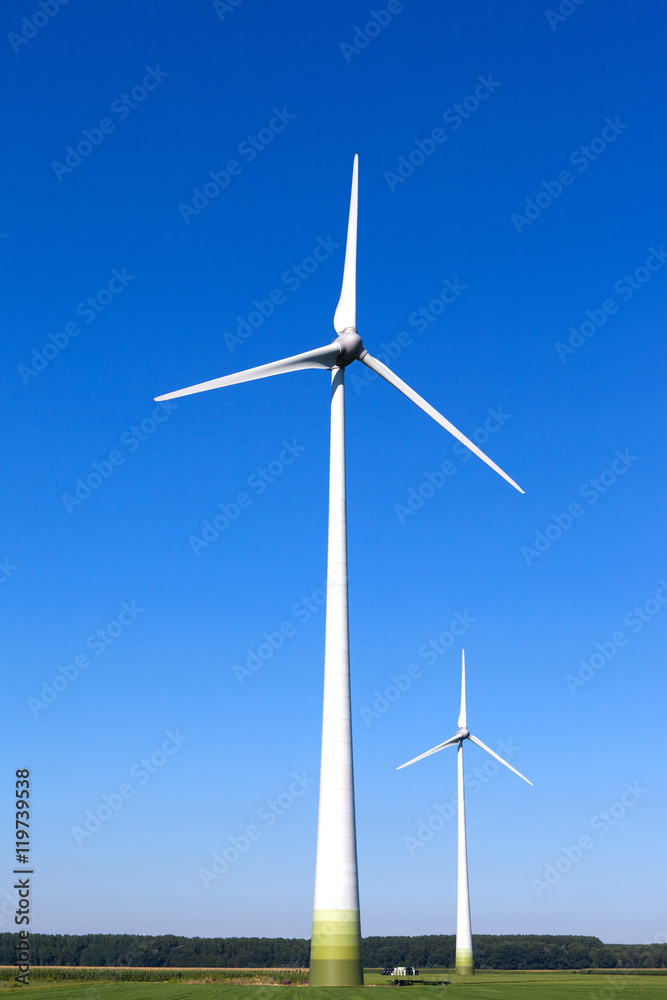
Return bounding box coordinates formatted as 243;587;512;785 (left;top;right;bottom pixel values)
155;156;523;987
398;651;532;977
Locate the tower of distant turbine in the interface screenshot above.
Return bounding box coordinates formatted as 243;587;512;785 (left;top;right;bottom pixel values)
155;157;523;986
398;651;532;976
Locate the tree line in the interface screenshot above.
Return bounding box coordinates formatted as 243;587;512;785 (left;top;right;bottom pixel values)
0;934;664;970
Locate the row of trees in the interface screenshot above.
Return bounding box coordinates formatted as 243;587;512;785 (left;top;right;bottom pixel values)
0;934;664;969
362;935;667;970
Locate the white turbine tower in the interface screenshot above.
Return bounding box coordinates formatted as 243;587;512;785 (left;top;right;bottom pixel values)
155;156;524;987
398;651;532;977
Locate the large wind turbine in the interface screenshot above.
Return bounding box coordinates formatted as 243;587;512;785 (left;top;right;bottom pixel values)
398;651;532;977
155;156;523;987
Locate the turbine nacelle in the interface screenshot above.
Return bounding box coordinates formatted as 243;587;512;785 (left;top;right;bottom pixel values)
333;329;365;367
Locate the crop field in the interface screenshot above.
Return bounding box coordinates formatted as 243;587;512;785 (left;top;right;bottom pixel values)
2;971;667;1000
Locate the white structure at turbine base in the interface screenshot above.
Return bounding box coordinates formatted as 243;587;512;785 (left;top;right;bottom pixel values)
154;157;524;988
398;652;532;977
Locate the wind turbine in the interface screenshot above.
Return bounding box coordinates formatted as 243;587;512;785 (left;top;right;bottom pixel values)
154;155;524;987
398;650;532;977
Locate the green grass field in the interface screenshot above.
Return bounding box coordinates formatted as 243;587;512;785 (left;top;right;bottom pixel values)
2;972;667;1000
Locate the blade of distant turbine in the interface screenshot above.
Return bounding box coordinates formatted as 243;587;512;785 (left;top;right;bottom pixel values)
458;650;467;729
397;733;461;770
358;353;524;494
333;153;358;334
154;343;342;402
468;734;533;785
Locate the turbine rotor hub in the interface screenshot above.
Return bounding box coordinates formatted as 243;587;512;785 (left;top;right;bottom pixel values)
334;329;365;367
458;727;470;739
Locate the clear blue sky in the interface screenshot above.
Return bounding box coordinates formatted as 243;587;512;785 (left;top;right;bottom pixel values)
2;0;666;947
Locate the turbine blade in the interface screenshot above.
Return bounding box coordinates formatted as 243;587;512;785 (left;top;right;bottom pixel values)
458;649;467;729
397;733;461;770
468;734;533;785
154;343;342;402
333;153;358;334
358;353;524;494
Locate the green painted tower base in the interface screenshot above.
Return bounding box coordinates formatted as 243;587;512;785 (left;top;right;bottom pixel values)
455;948;474;976
309;909;364;986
